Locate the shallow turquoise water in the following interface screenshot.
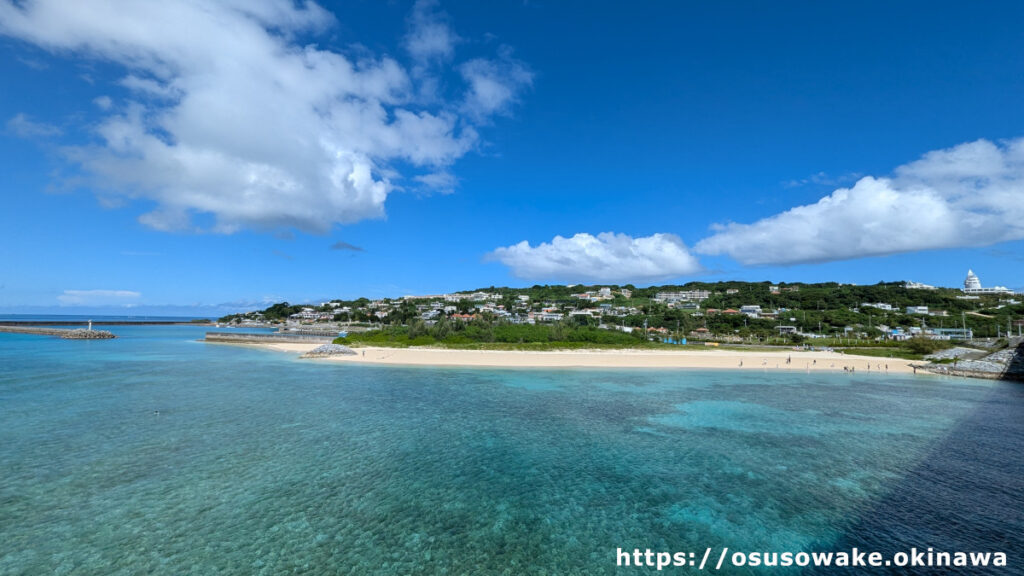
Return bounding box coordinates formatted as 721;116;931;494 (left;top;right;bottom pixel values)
1;327;1021;574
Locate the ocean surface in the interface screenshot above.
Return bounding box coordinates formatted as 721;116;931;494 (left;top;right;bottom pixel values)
1;325;1021;575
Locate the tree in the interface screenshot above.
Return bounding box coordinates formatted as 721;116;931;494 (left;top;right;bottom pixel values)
408;319;428;339
431;316;452;340
905;336;946;355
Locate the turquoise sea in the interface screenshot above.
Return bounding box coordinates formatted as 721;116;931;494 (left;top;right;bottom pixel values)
1;325;1021;575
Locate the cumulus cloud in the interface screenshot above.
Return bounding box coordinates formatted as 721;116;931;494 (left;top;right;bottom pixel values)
6;113;61;138
488;232;702;283
57;289;141;306
0;0;530;234
695;138;1024;265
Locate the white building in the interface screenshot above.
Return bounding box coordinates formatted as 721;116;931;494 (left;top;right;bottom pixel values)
964;269;981;291
654;290;711;303
444;292;501;302
740;305;762;318
906;306;929;315
962;269;1015;295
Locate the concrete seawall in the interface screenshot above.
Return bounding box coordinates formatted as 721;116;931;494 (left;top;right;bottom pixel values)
204;332;335;344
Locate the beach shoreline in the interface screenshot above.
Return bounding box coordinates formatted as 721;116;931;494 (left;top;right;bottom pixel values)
232;341;916;373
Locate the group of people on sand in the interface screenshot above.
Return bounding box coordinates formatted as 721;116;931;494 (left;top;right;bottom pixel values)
842;363;889;373
737;357;890;373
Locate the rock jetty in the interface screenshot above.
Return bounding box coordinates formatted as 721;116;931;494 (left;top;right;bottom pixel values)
0;325;116;339
301;343;358;358
61;329;116;340
919;337;1024;381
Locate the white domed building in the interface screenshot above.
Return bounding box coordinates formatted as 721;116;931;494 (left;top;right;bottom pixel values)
962;269;1014;295
964;269;982;291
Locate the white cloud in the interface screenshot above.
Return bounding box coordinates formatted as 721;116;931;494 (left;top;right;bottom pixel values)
57;289;141;306
695;138;1024;265
460;46;533;122
6;113;61;138
413;170;457;194
404;0;458;65
0;0;530;234
488;232;702;283
92;95;112;110
782;171;862;189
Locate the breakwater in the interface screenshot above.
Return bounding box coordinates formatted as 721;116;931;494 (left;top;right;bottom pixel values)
921;337;1024;382
301;343;358;358
0;325;116;339
204;332;335;344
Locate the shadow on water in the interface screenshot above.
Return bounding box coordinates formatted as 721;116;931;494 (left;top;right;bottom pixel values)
808;380;1024;575
1003;340;1024;382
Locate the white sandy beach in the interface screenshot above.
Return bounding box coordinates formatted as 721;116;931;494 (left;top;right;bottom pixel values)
252;342;916;373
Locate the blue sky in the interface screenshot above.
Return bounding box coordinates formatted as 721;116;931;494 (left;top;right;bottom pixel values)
2;1;1024;315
